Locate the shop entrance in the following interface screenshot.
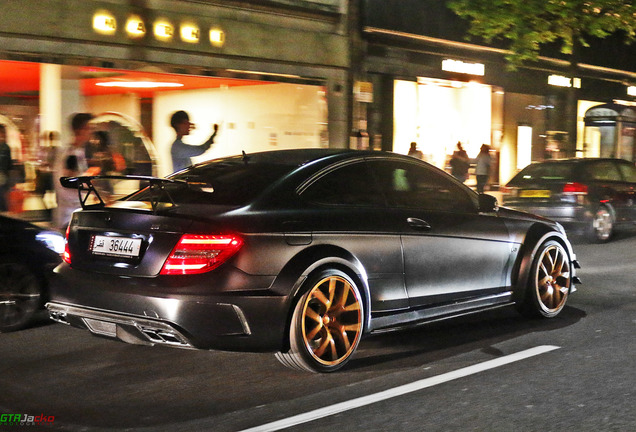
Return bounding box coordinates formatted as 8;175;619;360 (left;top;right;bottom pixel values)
393;77;493;170
583;103;636;162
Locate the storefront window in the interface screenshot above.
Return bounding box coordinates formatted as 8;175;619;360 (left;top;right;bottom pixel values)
0;59;328;218
393;78;492;170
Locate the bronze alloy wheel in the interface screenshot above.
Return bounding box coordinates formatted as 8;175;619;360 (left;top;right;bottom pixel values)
276;270;364;372
531;241;571;317
300;275;362;365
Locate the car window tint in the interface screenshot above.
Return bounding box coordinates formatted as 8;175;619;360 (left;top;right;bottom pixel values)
585;161;622;181
617;162;636;182
301;161;385;207
369;160;475;212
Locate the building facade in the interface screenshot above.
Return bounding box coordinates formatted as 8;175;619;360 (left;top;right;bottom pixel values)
1;0;636;201
0;0;353;178
359;0;636;185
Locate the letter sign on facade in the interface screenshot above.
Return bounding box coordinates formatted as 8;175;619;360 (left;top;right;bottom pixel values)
126;16;146;38
210;29;225;47
91;9;225;48
181;24;200;43
93;11;117;35
154;20;174;41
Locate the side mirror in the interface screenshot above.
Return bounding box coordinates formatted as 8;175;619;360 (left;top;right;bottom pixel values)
478;193;498;213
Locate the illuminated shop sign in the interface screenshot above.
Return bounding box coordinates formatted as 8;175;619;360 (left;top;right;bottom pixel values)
209;29;225;47
548;75;581;88
442;59;485;76
93;11;117;35
628;86;636;97
154;20;174;41
181;23;200;43
355;81;373;103
92;10;224;47
126;16;146;38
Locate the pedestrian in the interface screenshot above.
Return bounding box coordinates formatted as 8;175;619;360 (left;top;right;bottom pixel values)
450;141;470;183
170;111;218;172
475;144;491;194
407;142;424;160
0;124;12;212
53;113;93;230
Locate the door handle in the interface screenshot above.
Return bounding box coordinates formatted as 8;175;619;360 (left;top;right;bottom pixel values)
407;217;431;231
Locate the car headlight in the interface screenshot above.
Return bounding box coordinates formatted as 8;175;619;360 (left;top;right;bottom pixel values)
36;231;66;255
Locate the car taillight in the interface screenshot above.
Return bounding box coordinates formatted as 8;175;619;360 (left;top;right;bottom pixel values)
62;224;71;264
160;234;243;275
563;182;588;194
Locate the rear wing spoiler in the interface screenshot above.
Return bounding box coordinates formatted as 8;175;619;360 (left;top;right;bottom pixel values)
60;175;186;214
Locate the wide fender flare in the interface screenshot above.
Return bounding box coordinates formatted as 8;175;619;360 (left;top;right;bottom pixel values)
269;244;372;344
512;226;578;305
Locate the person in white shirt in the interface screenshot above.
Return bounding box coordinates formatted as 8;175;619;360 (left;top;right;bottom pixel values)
53;113;93;230
475;144;492;193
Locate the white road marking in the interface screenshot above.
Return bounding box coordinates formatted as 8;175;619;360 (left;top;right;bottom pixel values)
239;345;560;432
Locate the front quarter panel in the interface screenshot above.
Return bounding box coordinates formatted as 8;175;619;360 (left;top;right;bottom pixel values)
509;223;578;306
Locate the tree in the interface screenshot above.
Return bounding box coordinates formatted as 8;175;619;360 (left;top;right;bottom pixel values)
447;0;636;156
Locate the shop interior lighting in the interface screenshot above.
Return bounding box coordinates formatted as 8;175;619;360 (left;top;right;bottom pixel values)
517;125;533;170
96;81;184;89
614;99;636;107
225;69;301;79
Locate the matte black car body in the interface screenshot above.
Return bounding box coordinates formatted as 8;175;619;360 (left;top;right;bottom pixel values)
0;214;64;331
502;158;636;242
47;149;580;372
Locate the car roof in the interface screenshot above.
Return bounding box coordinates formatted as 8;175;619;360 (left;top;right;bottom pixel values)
529;157;632;164
195;148;381;168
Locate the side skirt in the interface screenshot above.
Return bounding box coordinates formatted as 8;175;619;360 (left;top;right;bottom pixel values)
369;291;514;334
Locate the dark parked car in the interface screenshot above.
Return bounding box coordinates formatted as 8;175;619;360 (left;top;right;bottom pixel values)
502;158;636;242
47;149;580;372
0;214;64;332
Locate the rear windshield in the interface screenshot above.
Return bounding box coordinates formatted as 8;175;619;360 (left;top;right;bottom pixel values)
125;158;296;206
511;162;574;184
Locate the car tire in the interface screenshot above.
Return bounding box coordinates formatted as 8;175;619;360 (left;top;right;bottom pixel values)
0;263;42;332
588;205;614;243
518;240;571;319
275;269;364;373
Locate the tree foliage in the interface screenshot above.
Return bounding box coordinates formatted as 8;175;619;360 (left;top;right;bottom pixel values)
447;0;636;67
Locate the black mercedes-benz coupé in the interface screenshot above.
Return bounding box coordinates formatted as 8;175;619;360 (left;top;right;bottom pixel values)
47;149;580;372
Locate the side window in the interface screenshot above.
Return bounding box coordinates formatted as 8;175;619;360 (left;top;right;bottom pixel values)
617;162;636;183
587;162;622;181
369;160;476;212
301;161;385;207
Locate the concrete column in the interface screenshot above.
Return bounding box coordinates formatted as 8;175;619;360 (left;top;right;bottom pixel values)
327;75;349;149
40;64;62;143
40;64;83;146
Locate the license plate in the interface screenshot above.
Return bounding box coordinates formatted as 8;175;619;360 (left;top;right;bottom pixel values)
91;235;142;258
519;189;551;198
